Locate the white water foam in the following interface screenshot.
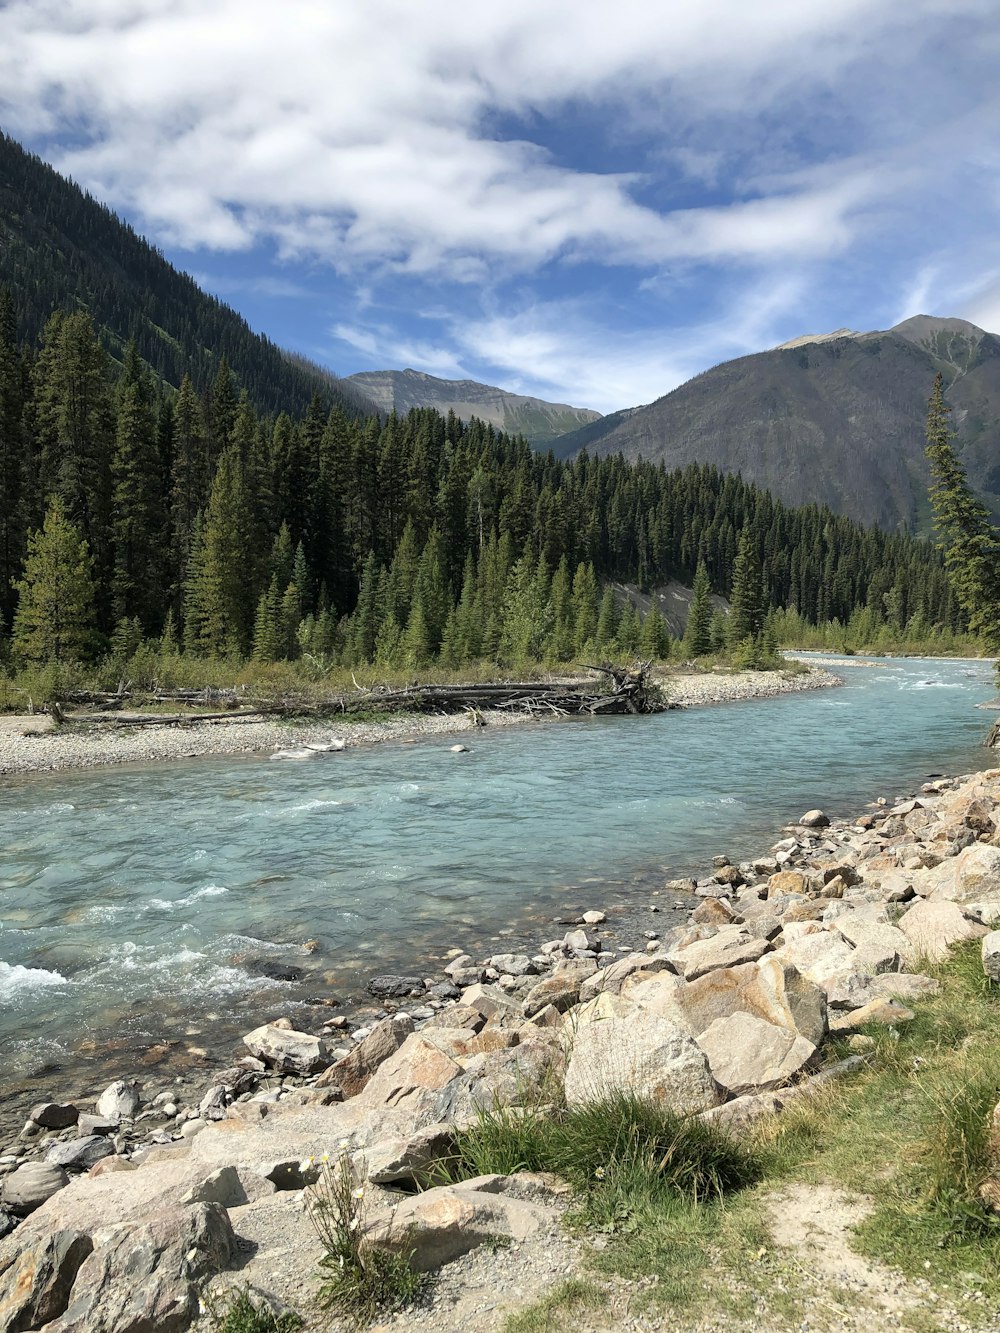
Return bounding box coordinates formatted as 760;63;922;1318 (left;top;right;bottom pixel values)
147;885;229;912
0;960;69;1000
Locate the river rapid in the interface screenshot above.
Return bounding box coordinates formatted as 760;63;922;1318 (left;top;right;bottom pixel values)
0;655;996;1111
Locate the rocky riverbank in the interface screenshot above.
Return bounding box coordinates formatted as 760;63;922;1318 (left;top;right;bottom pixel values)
0;666;839;777
3;754;1000;1331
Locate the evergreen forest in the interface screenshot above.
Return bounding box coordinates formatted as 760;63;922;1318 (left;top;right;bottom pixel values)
0;298;973;693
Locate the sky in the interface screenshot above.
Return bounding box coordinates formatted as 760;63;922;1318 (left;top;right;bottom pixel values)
1;1;1000;415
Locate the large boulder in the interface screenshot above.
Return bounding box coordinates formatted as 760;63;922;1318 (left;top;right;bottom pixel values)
1;1162;70;1216
915;845;1000;904
95;1080;140;1124
563;1013;719;1113
242;1023;331;1075
578;953;673;1003
365;1173;564;1272
315;1014;414;1097
898;900;987;962
674;957;827;1046
43;1203;237;1332
29;1103;79;1131
771;931;855;987
825;971;939;1010
696;1013;815;1095
0;1227;92;1330
521;963;597;1017
45;1137;115;1173
666;928;772;982
358;1035;464;1110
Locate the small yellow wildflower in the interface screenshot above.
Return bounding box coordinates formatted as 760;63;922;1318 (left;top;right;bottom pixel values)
352;1186;365;1199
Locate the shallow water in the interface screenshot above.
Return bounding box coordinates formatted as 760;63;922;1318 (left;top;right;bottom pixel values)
0;656;996;1100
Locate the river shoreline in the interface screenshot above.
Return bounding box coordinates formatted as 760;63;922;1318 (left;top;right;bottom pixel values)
0;666;839;779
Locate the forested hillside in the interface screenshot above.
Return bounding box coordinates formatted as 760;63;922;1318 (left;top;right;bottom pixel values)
0;299;962;679
0;133;372;421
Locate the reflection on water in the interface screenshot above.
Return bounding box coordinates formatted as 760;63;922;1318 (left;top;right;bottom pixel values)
0;656;995;1093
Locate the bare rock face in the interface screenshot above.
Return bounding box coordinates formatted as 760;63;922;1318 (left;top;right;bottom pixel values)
315;1014;415;1097
897;900;987;962
563;1013;720;1113
242;1023;331;1075
365;1173;564;1272
0;1226;93;1330
1;1162;70;1216
696;1013;815;1095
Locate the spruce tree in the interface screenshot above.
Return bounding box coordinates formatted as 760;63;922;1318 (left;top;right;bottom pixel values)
925;373;1000;653
683;560;713;656
727;533;766;647
13;499;96;664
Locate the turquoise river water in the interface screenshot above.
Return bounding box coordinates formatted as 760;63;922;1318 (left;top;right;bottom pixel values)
0;655;996;1106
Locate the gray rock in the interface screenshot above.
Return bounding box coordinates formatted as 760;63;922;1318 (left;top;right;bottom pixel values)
0;1225;92;1328
45;1136;115;1173
667;929;772;981
45;1202;237;1332
522;963;597;1017
489;954;537;977
242;1022;331;1074
95;1079;140;1123
75;1114;117;1137
562;928;599;953
367;974;426;998
563;1013;720;1113
315;1014;415;1097
898;899;987;962
696;1012;815;1095
29;1103;79;1131
578;953;674;1003
800;809;830;828
983;930;1000;982
1;1162;70;1216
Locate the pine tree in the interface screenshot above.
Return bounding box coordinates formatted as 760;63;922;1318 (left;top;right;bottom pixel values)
925;373;1000;653
13;499;96;664
252;577;284;663
683;560;713;656
595;586;619;650
727;533;766;646
111;347;162;628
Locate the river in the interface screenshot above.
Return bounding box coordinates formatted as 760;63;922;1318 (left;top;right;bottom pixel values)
0;655;996;1111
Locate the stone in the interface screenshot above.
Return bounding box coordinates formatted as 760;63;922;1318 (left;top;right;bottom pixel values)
358;1034;464;1110
965;798;996;835
489;954;537;977
95;1080;140;1123
825;971;940;1010
767;870;809;898
242;1023;331;1075
829;998;915;1032
367;974;426;998
443;954;474;977
696;1013;816;1095
522;963;596;1017
916;844;1000;904
563;1013;719;1113
578;953;673;1003
1;1162;69;1216
667;929;772;981
562;928;598;953
315;1014;414;1097
365;1173;563;1272
0;1226;93;1329
422;1005;484;1032
43;1202;237;1332
76;1115;116;1138
582;910;606;925
983;930;1000;982
45;1137;115;1173
832;917;914;965
461;983;522;1020
898;899;988;962
29;1103;79;1131
691;897;737;926
800;809;830;828
363;1123;456;1187
771;931;856;986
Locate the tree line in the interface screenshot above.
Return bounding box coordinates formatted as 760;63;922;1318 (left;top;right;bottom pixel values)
0;299;965;679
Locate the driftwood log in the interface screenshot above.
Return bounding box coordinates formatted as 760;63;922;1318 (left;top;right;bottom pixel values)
56;663;671;727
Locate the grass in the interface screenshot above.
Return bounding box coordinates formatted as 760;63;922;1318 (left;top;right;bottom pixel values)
498;943;1000;1332
203;1287;302;1332
306;1149;430;1328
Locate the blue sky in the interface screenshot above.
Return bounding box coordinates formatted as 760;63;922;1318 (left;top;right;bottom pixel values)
2;1;1000;414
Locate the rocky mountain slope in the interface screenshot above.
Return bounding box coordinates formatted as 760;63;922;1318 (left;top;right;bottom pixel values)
551;316;1000;532
346;368;600;445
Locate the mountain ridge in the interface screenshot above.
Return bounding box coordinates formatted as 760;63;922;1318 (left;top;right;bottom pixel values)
346;367;600;445
551;314;1000;533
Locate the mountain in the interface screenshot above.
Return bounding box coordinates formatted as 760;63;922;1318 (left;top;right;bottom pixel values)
0;132;374;419
551;315;1000;532
345;368;600;445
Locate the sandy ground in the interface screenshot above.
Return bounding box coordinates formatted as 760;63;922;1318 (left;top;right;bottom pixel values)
0;667;840;778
